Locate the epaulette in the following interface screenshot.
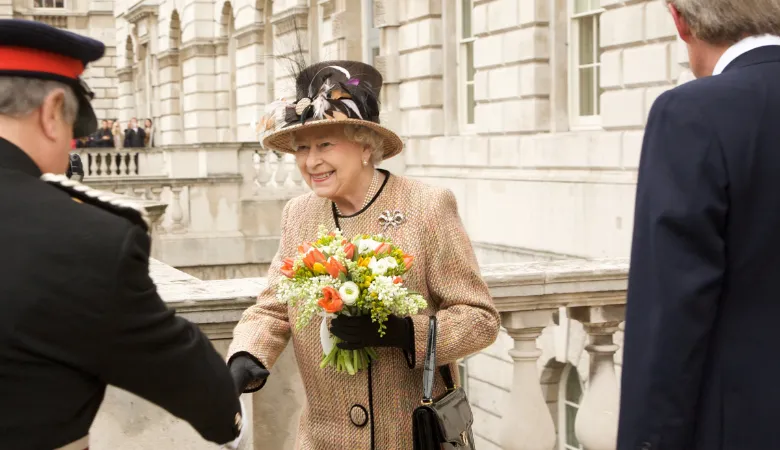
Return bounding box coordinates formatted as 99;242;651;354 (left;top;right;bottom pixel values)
40;173;151;232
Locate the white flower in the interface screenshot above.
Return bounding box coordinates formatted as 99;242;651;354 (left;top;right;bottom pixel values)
339;281;360;305
357;238;382;254
367;256;398;276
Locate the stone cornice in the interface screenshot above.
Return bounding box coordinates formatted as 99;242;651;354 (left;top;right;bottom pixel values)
179;39;217;61
318;0;334;19
234;23;265;48
271;6;308;35
124;2;157;24
157;49;180;69
116;67;134;82
214;37;228;56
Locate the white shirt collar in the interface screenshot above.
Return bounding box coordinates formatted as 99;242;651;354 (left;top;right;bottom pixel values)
713;34;780;75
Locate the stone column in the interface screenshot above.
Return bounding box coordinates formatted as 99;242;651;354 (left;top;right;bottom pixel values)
373;0;404;174
116;67;135;124
179;40;218;144
157;50;183;146
569;305;625;450
501;310;557;450
327;0;362;59
271;5;310;98
214;38;232;142
234;23;267;142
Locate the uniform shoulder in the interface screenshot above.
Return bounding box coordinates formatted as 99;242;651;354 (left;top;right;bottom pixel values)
40;174;151;233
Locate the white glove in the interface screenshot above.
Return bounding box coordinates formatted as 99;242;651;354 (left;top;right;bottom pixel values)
221;397;247;450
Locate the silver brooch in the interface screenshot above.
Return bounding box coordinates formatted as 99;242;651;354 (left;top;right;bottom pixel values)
379;210;405;231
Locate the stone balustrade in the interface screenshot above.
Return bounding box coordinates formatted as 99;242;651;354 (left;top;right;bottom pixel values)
89;257;629;450
78;148;165;177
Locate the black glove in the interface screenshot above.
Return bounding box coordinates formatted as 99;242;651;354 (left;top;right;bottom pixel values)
330;315;414;352
229;355;270;396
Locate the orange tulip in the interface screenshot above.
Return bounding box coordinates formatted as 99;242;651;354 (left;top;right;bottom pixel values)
280;257;296;278
344;243;356;260
403;255;414;270
318;286;343;314
393;276;403;284
303;248;327;269
375;242;391;255
325;257;347;279
298;242;312;254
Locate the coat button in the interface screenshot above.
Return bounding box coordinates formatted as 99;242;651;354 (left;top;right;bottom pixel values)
349;404;368;427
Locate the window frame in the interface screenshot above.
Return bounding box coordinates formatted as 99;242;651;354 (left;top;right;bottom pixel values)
361;0;381;65
456;0;476;134
568;0;604;130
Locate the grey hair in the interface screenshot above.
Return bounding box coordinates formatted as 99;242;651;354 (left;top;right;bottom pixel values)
0;77;79;124
289;124;386;166
667;0;780;44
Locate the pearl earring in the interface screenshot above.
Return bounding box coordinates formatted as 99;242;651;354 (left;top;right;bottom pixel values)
363;160;368;166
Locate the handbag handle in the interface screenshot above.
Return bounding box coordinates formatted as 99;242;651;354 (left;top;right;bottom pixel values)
422;316;457;405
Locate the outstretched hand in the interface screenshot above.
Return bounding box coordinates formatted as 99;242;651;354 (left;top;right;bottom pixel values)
330;314;414;352
229;355;270;396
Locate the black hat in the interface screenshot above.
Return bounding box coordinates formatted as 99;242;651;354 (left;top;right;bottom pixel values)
256;60;403;160
0;19;105;138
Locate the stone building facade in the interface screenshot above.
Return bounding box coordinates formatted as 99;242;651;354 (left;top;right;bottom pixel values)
0;0;119;120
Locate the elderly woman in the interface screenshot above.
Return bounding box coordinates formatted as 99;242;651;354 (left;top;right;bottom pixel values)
228;60;499;449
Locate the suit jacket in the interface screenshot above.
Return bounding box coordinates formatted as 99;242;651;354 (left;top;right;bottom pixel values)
618;46;780;450
124;128;145;148
0;138;241;449
227;171;500;449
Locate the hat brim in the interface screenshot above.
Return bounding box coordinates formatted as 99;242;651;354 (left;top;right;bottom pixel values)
73;92;97;138
262;118;404;161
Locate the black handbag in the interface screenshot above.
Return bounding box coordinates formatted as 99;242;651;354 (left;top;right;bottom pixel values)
412;316;476;449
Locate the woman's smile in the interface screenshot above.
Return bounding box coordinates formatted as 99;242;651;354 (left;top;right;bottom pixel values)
310;171;335;183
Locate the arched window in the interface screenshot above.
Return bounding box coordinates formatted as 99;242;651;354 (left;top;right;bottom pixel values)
559;364;584;450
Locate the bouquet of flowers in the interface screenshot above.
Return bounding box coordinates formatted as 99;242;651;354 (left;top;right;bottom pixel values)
277;225;427;375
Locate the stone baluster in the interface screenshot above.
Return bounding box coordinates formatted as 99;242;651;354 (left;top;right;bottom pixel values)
272;151;288;187
569;305;626;450
98;153;109;177
149;186;163;201
133;187;147;199
168;186;186;233
128;151;138;176
501;310;557;450
114;152;125;175
283;153;299;187
253;151;273;190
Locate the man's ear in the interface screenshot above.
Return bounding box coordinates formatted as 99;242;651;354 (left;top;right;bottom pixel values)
668;3;693;43
39;88;67;141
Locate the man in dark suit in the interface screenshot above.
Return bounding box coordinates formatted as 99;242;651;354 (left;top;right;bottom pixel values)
0;20;245;450
618;1;780;449
124;117;146;148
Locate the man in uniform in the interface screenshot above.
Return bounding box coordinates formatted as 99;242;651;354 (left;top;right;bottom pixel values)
0;19;246;450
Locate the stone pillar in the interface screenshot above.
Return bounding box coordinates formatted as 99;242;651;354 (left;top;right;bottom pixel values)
234;23;268;142
328;0;362;59
214;38;232;142
179;40;218;144
271;5;310;98
373;0;404;173
117;67;135;124
501;310;557;450
569;305;625;450
157;50;183;146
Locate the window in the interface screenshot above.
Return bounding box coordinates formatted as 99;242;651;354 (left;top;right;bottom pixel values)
569;0;602;128
456;0;476;128
362;0;380;65
558;365;584;450
34;0;64;7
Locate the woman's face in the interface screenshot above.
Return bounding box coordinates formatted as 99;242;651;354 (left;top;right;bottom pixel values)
293;124;372;201
144;119;152;128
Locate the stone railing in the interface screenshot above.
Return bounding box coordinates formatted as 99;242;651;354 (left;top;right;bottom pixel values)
251;150;309;196
78;148;165;178
89;258;629;450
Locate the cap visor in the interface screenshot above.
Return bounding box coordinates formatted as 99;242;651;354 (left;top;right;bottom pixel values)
73;93;97;138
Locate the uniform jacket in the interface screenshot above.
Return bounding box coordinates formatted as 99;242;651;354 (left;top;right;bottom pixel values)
618;45;780;450
0;138;242;449
228;171;500;449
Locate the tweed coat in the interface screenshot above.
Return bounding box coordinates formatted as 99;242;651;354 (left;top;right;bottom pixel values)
228;171;500;449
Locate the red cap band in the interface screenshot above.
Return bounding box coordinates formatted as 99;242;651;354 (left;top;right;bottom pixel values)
0;46;84;79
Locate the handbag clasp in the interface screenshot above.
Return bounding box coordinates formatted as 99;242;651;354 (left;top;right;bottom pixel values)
460;431;470;446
